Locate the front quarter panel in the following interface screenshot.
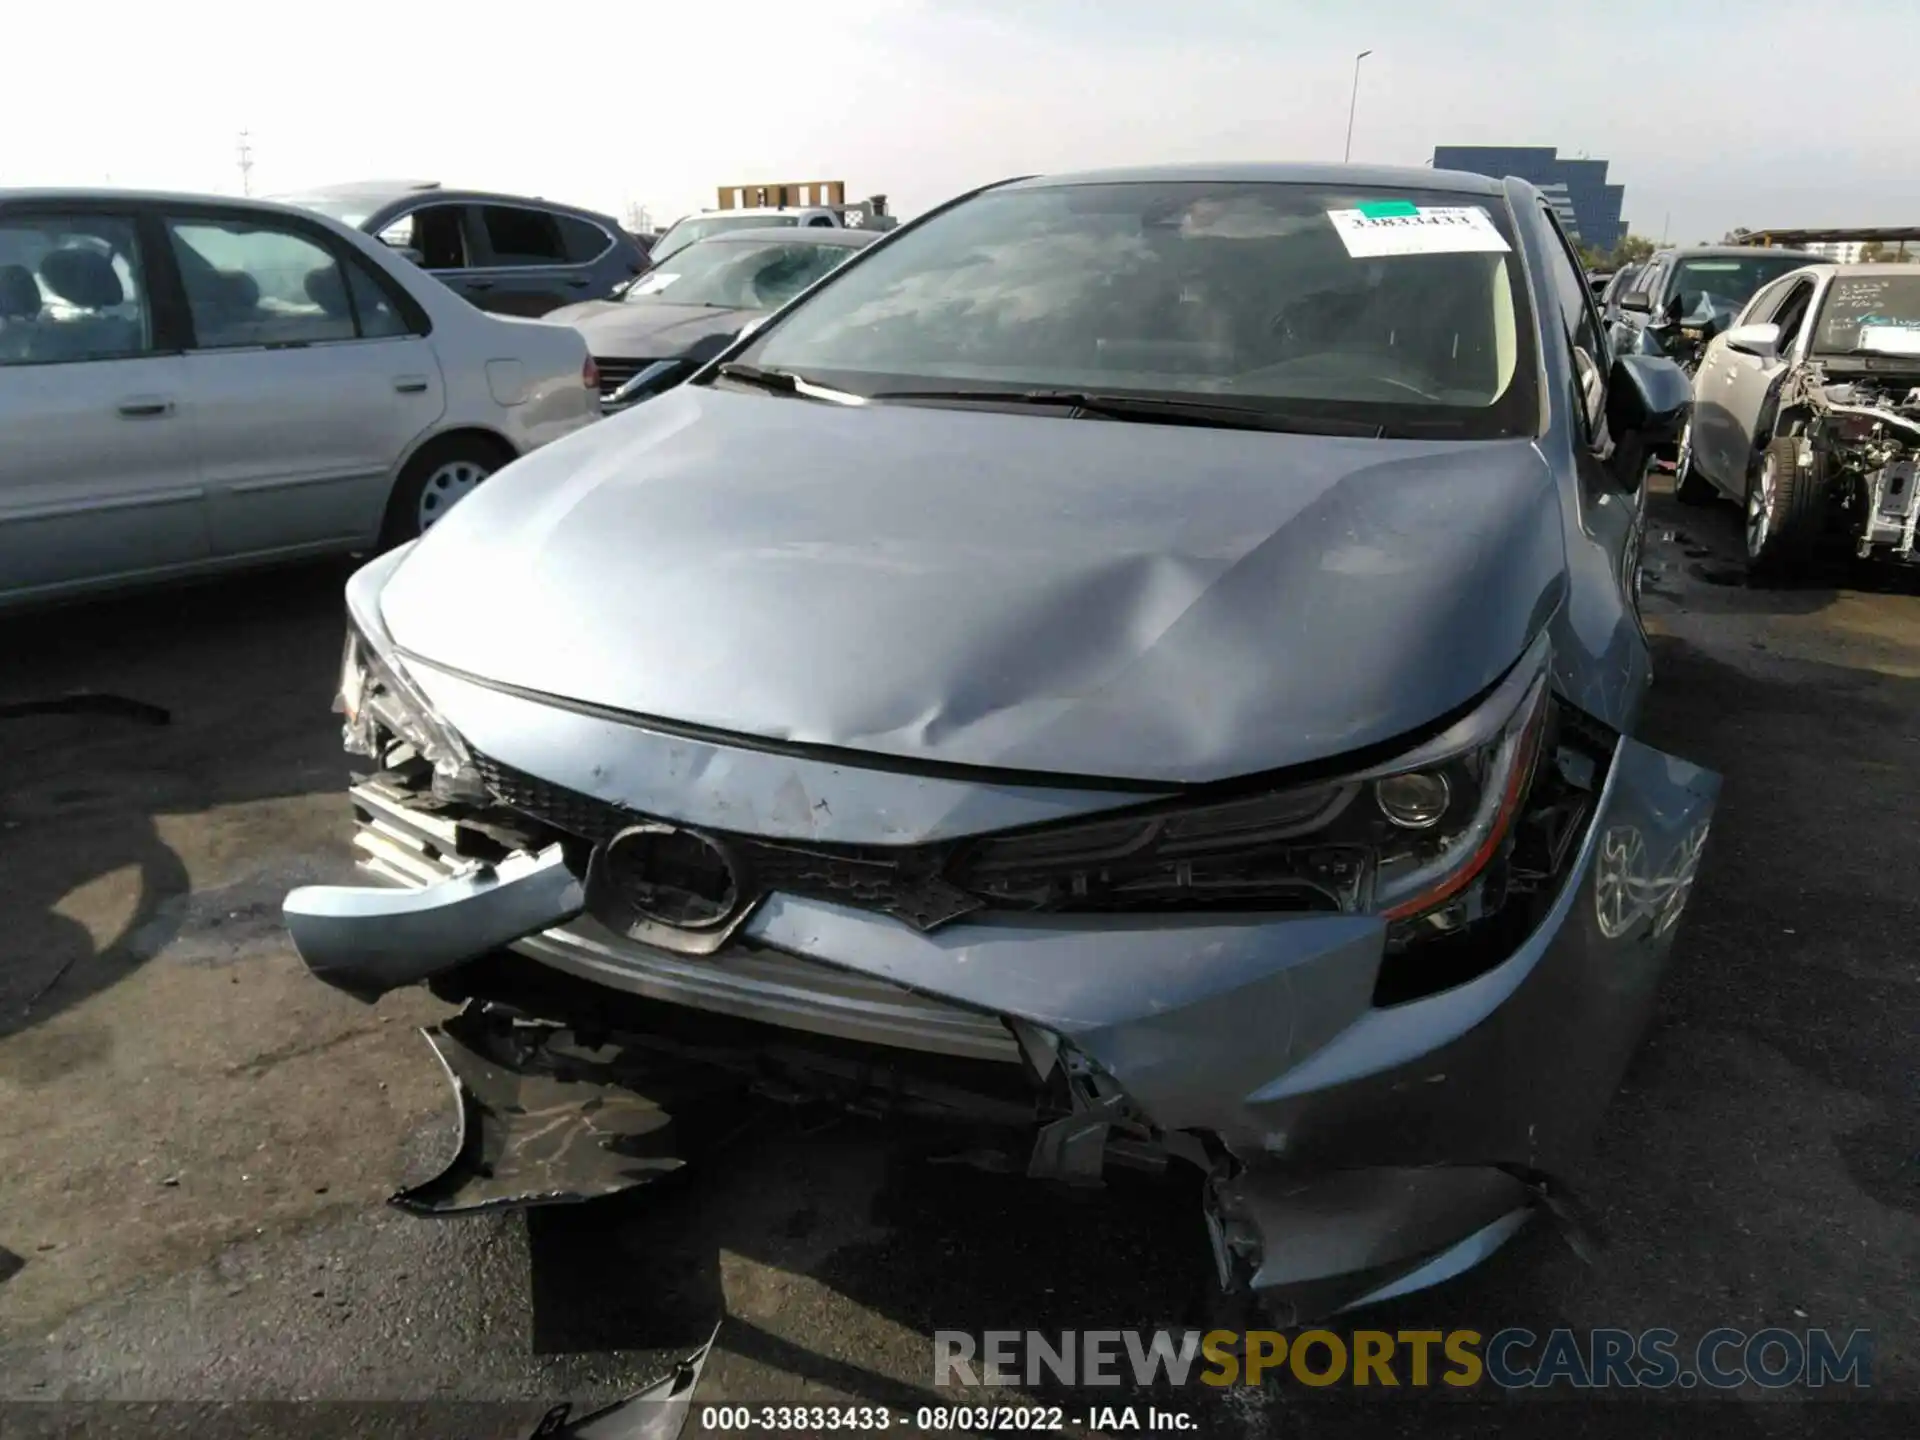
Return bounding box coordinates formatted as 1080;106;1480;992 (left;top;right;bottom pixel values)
1502;178;1651;734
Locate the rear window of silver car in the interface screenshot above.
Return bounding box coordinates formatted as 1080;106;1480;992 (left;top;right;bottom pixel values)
743;180;1538;440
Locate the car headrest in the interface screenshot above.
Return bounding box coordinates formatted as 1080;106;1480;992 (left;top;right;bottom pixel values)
218;270;260;310
304;265;350;319
0;264;40;319
40;248;124;309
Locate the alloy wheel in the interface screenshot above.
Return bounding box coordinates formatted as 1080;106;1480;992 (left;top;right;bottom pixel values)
417;460;491;533
1746;451;1776;559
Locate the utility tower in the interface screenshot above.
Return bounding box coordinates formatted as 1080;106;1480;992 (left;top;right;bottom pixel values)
237;132;254;196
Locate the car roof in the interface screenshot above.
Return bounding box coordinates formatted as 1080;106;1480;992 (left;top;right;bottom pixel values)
1823;261;1920;275
274;179;442;203
1653;244;1822;260
1001;161;1507;196
0;183;621;229
1720;261;1920;282
680;205;835;218
269;181;618;223
696;226;877;248
0;186;345;220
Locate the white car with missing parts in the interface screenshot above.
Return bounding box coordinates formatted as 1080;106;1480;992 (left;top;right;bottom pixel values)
0;188;600;610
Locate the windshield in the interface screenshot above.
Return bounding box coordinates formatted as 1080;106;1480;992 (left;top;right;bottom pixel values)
1814;272;1920;357
626;237;859;310
652;213;800;263
1664;254;1810;312
739;180;1537;439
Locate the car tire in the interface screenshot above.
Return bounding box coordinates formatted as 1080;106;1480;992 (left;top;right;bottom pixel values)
380;435;514;549
1672;422;1715;505
1744;435;1825;584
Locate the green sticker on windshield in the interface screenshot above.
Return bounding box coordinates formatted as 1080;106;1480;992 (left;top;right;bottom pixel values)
1357;200;1420;218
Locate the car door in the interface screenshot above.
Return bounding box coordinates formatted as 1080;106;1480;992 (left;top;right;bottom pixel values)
373;202;490;309
0;204;207;602
465;204;604;316
1705;276;1811;488
1691;274;1790;489
157;206;448;556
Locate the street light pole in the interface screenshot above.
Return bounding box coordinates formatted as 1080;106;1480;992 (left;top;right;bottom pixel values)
1343;50;1373;163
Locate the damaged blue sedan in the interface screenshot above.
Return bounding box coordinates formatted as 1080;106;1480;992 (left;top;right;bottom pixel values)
285;163;1717;1322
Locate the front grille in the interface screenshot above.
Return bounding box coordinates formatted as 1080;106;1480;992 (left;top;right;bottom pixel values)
473;754;983;931
473;755;1352;933
594;357;655;397
476;755;625;843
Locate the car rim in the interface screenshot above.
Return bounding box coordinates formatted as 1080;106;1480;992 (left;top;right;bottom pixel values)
417;460;490;532
1676;421;1691;478
1747;452;1776;558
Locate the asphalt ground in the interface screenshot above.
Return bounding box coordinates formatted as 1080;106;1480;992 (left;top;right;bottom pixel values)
1;475;1915;1438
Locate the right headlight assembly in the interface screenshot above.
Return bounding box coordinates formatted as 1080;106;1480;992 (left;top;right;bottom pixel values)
952;635;1571;949
336;548;486;803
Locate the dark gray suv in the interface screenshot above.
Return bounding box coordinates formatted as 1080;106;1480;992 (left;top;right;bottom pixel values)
276;181;649;317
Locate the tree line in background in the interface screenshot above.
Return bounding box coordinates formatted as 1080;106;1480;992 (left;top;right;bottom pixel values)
1578;233;1656;273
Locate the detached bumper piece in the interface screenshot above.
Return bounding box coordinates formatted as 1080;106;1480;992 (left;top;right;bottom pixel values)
396;1007;725;1216
283;843;584;1003
530;1318;720;1440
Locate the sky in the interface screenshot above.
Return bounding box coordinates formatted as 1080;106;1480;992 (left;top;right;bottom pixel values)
7;0;1916;246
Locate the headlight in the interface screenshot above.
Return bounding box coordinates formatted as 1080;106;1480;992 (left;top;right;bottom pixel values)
337;552;486;802
952;638;1555;945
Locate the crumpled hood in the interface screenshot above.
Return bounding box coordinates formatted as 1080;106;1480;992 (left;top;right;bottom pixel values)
543;299;758;359
380;387;1568;784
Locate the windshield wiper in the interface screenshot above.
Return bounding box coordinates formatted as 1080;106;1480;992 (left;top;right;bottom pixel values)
713;362;801;393
710;363;866;405
865;388;1383;437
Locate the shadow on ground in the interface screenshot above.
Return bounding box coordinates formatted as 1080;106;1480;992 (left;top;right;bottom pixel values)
0;560;356;1040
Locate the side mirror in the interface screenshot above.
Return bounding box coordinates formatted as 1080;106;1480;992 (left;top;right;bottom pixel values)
1724;322;1782;359
1619;290;1652;315
1606;353;1690;445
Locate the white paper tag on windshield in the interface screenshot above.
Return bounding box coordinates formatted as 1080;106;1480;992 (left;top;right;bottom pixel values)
1858;325;1920;356
1326;205;1511;258
631;271;679;295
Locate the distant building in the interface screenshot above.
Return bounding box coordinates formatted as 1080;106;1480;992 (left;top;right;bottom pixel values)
1430;146;1628;251
1800;241;1866;263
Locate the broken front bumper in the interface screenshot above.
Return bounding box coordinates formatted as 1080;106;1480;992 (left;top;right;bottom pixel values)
285;736;1717;1318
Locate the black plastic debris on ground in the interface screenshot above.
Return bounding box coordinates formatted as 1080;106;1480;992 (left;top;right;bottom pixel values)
0;693;171;725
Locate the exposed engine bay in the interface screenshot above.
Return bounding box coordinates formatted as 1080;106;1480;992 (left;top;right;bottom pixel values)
1785;365;1920;562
